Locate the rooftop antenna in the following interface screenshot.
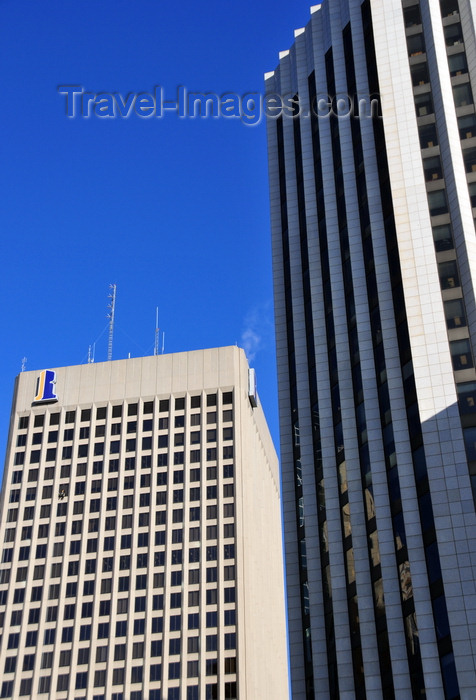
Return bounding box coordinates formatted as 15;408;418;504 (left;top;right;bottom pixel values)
161;331;165;355
107;283;117;362
21;357;27;372
154;307;159;356
87;343;96;364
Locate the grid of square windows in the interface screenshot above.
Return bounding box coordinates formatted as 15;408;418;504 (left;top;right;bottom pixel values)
0;391;237;698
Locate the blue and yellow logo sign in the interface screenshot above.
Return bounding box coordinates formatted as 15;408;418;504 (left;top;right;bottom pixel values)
33;370;58;404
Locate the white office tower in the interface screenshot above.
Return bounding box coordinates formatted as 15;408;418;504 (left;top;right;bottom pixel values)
266;0;476;698
0;347;288;700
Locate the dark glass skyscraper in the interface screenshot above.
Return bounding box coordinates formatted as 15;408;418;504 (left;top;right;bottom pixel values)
266;1;476;697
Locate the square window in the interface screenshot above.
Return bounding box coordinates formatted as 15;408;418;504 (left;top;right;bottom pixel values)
46;606;57;622
207;545;217;561
170;592;182;608
98;622;110;639
41;651;53;668
189;590;200;607
22;654;35;672
172;509;183;524
169;637;181;655
224;587;236;603
78;647;90;665
225;632;236;649
206;658;218;676
190;487;200;501
83;580;95;595
206;589;218;605
56;676;69;693
188;611;200;628
207;505;217;519
169;661;181;679
225;609;236;626
96;646;108;662
206;567;218;583
151;639;163;656
206;611;217;628
188;637;199;653
207;525;217;539
116;620;127;637
134;618;145;635
207;393;217;407
189;569;200;585
170;614;181;631
224;503;234;518
59;650;71;667
190;525;200;540
224;565;235;581
94;670;106;688
224;681;237;699
34;414;45;428
64;603;76;619
171;570;183;587
38;677;51;694
113;668;124;685
43;628;56;645
150;664;162;682
19;678;33;696
0;681;13;697
135;595;146;611
114;644;126;661
18;416;29;429
131;666;143;684
224;543;235;559
80;624;91;641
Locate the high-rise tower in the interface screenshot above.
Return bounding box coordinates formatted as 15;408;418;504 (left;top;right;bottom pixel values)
266;1;476;698
0;347;288;699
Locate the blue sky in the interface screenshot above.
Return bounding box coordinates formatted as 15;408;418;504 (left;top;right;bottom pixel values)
0;0;314;471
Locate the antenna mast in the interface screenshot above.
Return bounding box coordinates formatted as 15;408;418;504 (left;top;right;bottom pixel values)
87;343;96;364
107;284;117;362
21;357;27;372
154;307;159;356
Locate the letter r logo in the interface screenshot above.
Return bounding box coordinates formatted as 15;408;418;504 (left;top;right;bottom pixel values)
33;370;58;403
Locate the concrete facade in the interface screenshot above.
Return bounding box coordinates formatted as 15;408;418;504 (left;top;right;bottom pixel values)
0;347;288;699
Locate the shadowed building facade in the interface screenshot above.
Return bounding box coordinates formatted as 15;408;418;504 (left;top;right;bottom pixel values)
266;1;476;698
0;347;288;700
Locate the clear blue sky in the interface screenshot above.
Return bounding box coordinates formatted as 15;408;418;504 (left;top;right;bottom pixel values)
0;0;314;473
